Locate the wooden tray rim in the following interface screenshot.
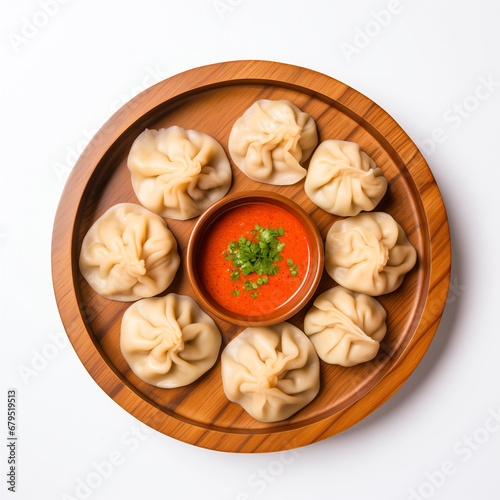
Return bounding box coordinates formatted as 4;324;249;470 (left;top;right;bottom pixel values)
51;60;451;453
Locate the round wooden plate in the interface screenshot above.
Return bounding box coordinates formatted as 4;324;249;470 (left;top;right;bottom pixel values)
51;60;451;453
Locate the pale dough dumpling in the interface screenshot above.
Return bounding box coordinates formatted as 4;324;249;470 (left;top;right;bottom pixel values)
228;99;318;185
305;140;387;216
325;212;417;296
127;126;232;220
79;203;180;301
221;322;320;422
120;294;222;388
304;286;387;366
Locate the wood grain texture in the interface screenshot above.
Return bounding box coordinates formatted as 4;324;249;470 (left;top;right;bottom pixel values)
51;60;451;453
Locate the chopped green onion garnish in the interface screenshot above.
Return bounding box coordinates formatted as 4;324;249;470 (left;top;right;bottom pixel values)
241;261;254;276
232;290;240;296
250;292;258;299
276;242;285;252
226;225;286;285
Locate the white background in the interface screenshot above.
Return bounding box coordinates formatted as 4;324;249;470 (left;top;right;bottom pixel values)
1;0;499;499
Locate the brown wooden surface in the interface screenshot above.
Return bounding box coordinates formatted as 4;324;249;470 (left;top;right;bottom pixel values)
51;60;451;453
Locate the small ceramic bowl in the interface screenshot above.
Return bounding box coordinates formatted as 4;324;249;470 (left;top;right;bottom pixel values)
186;191;324;326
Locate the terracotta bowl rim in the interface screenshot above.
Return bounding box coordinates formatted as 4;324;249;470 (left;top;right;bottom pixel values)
185;190;324;327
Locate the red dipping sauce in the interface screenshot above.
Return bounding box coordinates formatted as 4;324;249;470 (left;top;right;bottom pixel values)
199;203;310;317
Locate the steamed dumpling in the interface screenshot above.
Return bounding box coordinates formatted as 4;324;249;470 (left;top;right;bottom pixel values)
127;126;232;220
325;212;417;296
221;322;320;422
304;286;387;366
120;294;222;388
305;140;387;216
79;203;180;301
228;100;318;185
